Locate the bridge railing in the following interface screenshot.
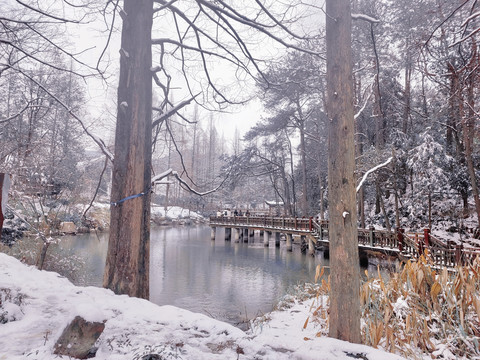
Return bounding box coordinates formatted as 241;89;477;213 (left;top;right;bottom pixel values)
209;215;326;232
401;229;480;267
209;216;480;268
358;227;398;249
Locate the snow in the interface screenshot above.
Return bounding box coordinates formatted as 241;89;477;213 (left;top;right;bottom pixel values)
151;205;203;219
357;157;392;193
0;253;405;360
151;168;173;183
351;13;381;23
1;174;11;216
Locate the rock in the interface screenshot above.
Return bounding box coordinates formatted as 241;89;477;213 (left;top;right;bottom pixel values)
60;221;77;234
54;316;105;359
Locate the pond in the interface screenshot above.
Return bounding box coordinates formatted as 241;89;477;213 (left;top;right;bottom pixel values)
43;225;391;328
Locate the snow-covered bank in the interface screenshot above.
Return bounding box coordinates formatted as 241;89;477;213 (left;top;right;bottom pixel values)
0;253;403;360
151;205;206;225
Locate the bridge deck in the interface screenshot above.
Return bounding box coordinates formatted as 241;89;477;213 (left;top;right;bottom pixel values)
209;215;480;269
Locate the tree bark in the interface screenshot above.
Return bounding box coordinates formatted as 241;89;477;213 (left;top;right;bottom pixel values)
0;174;4;242
326;0;361;343
296;98;309;216
103;0;153;299
354;76;365;228
402;47;412;135
464;59;480;227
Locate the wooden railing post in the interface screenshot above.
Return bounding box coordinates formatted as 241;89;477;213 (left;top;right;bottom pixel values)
397;228;404;251
455;244;462;265
369;226;374;247
417;233;423;256
424;228;430;248
309;217;313;231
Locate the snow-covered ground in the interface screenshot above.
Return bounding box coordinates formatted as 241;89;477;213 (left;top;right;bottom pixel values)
151;205;204;220
0;253;404;360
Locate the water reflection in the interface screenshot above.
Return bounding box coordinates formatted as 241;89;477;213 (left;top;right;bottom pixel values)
47;226;395;327
148;227;329;326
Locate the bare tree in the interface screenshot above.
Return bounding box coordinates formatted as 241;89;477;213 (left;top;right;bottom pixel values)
102;0;320;298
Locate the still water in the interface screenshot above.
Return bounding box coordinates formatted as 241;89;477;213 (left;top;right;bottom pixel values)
52;226;334;326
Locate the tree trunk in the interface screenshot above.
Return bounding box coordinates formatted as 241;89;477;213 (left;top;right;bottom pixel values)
285;129;297;215
318;163;325;220
378;184;391;232
299;120;308;215
402;48;412;135
354;76;365;228
464;60;480;226
0;174;4;242
325;0;361;343
446;63;456;156
392;150;400;229
447;62;469;217
37;241;50;271
428;192;432;230
103;0;153;299
297;99;309;216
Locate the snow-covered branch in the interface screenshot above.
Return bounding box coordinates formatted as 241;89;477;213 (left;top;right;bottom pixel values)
356;157;392;193
354;82;374;120
462;11;480;27
151;168;225;196
151;94;200;128
0;102;32;124
351;13;380;23
450;27;480;47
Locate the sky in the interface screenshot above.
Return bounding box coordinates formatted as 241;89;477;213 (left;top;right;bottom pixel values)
66;1;325;146
68;4;262;145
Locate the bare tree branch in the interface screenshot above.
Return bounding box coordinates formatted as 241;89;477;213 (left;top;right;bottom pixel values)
7;64;114;161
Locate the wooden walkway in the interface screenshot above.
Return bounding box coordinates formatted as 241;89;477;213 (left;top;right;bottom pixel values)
209;215;480;268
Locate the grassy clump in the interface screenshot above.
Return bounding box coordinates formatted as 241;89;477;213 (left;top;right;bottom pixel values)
361;255;480;359
304;255;480;359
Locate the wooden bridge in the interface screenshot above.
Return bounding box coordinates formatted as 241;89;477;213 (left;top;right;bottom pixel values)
209;215;480;269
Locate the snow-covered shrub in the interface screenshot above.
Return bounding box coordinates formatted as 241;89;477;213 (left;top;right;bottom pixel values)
0;288;24;324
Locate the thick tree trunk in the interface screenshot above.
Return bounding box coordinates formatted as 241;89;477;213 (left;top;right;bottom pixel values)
447;63;469;217
103;0;153;299
325;0;361;343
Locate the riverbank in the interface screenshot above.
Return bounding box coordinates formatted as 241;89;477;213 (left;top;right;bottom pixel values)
2;251;480;359
1;203;207;244
0;253;402;360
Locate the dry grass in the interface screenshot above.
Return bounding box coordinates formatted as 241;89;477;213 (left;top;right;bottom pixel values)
307;254;480;359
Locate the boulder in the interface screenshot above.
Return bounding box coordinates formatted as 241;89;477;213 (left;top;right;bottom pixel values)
60;221;77;234
54;316;105;359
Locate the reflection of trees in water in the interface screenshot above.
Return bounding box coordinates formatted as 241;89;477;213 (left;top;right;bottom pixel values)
44;232;109;286
2;236;88;285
